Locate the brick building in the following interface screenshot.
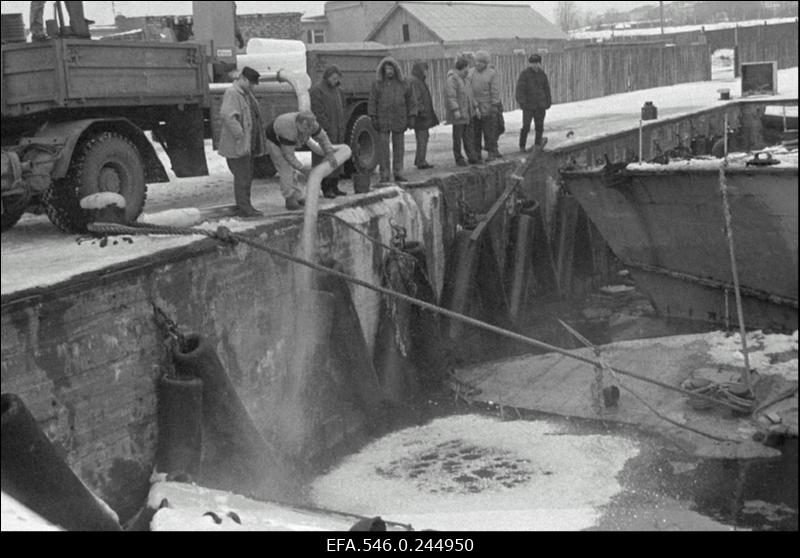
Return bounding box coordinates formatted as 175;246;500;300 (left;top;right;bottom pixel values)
237;12;303;43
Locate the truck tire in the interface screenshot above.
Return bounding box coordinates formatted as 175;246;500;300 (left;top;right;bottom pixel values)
1;193;30;232
44;132;147;233
347;115;379;175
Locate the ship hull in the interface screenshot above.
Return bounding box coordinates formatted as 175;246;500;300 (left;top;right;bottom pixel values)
563;165;798;331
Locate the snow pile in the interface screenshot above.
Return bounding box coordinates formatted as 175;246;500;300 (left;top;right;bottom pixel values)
80;192;126;210
627;148;798;172
148;482;362;531
705;330;799;381
0;492;62;531
310;415;639;531
138;208;204;229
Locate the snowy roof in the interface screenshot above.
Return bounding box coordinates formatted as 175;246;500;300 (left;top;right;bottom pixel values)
366;2;568;42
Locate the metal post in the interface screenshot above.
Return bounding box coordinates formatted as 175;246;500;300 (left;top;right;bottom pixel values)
720;112;752;392
639;119;644;163
660;1;665;35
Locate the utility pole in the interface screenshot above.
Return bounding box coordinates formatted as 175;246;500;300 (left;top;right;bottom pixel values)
660;1;665;35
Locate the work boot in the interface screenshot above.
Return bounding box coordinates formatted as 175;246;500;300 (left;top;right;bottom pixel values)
237;204;263;217
331;186;348;197
285;196;302;211
394;175;408;183
322;188;337;199
455;158;468;167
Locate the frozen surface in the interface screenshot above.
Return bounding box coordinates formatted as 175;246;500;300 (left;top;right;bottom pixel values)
705;330;799;381
310;415;639;531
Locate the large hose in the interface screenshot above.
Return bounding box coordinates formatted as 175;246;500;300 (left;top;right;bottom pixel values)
296;146;353;294
1;393;122;531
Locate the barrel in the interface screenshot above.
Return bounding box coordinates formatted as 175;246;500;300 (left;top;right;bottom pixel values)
1;14;27;43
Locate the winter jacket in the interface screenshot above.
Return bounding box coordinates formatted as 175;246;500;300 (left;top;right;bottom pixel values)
445;70;477;125
470;66;501;116
368;57;415;133
218;81;267;159
310;71;346;143
409;62;440;131
516;66;552;111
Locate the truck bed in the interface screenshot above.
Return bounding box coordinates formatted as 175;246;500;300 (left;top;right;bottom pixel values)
1;39;208;118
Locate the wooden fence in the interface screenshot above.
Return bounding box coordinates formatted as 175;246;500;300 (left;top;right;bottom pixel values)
397;42;711;119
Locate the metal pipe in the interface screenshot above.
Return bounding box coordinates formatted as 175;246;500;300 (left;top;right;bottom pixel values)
277;69;312;113
639;119;643;163
719;159;752;391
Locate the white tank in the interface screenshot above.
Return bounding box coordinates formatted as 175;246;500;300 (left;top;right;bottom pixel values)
237;38;307;75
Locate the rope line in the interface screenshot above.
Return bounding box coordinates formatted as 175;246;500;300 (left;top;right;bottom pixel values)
87;222;748;412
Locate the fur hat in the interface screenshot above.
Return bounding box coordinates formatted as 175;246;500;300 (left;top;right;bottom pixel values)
475;50;491;63
322;65;342;80
529;54;542;64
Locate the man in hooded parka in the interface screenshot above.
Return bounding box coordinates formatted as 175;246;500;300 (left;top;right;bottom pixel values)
368;57;416;183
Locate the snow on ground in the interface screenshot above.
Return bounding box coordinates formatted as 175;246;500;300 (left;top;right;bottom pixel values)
1;67;797;296
705;330;799;381
571;17;798;41
626;146;798;172
148;482;367;531
310;415;639;531
0;492;62;531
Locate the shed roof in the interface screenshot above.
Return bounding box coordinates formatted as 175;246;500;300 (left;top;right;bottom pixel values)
367;2;568;42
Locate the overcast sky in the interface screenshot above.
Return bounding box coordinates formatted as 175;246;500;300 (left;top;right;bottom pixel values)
1;1;663;26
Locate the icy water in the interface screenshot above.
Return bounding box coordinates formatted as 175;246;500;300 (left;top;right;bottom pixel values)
309;294;797;531
309;407;797;531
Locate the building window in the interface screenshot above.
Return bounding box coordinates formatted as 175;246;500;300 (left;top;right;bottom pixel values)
307;29;325;43
402;23;410;42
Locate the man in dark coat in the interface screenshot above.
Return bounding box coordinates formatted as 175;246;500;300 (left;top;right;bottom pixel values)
310;65;347;198
368;57;415;183
409;61;440;170
516;54;552;151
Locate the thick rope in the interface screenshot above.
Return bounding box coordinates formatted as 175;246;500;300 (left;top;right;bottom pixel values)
87;222;747;411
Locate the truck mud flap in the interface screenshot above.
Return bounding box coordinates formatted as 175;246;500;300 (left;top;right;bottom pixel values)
154;105;209;178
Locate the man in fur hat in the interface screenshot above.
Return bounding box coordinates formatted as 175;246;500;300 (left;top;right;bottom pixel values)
368;57;416;183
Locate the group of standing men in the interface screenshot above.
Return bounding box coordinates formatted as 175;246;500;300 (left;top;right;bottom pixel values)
218;51;552;217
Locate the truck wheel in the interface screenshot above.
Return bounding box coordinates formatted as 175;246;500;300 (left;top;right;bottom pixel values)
253;155;277;179
348;115;379;175
44;132;147;233
1;193;30;232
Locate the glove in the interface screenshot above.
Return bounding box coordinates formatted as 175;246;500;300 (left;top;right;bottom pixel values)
407;116;416;129
475;108;482;120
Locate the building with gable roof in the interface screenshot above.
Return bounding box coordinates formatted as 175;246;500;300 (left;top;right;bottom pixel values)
365;2;568;58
